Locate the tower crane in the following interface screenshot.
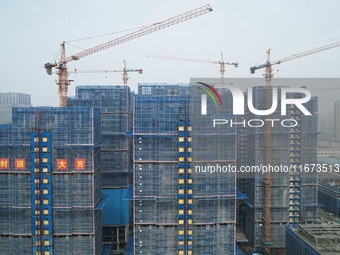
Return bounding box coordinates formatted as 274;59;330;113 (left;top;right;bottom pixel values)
69;60;143;86
44;4;213;107
250;40;340;75
148;52;238;84
250;39;340;253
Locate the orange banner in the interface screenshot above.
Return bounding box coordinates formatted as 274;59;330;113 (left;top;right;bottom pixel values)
15;159;26;170
57;159;68;170
0;158;9;169
75;158;86;170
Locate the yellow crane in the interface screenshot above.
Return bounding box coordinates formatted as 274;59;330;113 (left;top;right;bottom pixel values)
69;60;143;86
147;52;238;84
250;39;340;253
44;4;213;107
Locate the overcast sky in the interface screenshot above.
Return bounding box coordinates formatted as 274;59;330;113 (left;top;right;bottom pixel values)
1;0;340;106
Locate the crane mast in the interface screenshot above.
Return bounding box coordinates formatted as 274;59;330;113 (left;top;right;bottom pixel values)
264;49;273;253
251;40;340;253
55;43;69;107
45;4;213;107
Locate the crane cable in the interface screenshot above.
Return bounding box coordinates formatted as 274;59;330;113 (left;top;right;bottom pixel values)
271;37;340;56
58;24;151;61
51;47;61;64
65;24;149;43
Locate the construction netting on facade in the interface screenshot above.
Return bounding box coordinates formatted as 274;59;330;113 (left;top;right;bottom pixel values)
190;84;237;254
69;86;133;189
133;85;189;254
0;107;103;255
244;86;318;249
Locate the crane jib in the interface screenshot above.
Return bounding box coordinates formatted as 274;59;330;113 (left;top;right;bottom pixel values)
44;4;213;107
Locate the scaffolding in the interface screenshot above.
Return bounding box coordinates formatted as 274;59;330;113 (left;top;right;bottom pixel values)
190;84;236;255
318;180;340;215
68;86;133;189
68;86;133;254
138;83;190;96
0;93;31;124
245;86;318;249
133;84;236;254
0;107;102;255
133;84;189;255
285;224;340;255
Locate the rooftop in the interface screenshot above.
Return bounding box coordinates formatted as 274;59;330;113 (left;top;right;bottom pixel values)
292;224;340;255
318;156;340;165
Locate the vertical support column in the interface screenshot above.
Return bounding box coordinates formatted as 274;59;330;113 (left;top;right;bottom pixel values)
288;105;301;226
31;131;53;255
186;123;193;255
178;121;192;255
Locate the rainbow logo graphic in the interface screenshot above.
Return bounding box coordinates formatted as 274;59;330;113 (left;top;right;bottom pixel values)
197;82;223;115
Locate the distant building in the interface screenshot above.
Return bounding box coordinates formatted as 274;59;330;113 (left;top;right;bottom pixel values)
318;180;340;216
317;157;340;216
317;148;340;157
285;224;340;255
335;100;340;141
0;93;31;124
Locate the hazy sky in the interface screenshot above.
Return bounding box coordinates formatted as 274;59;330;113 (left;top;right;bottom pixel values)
1;1;340;106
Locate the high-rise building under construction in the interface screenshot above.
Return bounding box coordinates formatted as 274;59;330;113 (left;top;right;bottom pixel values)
133;83;236;254
244;86;318;251
0;93;31;124
0;107;102;255
0;82;319;255
68;86;132;253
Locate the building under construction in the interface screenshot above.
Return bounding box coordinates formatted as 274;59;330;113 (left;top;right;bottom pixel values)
0;93;31;124
285;224;340;255
318;179;340;216
68;86;132;253
133;83;236;254
0;107;102;255
245;86;318;250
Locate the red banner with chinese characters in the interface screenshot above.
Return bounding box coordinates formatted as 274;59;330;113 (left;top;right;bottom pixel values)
15;158;26;170
56;159;68;170
74;158;86;170
0;158;9;169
